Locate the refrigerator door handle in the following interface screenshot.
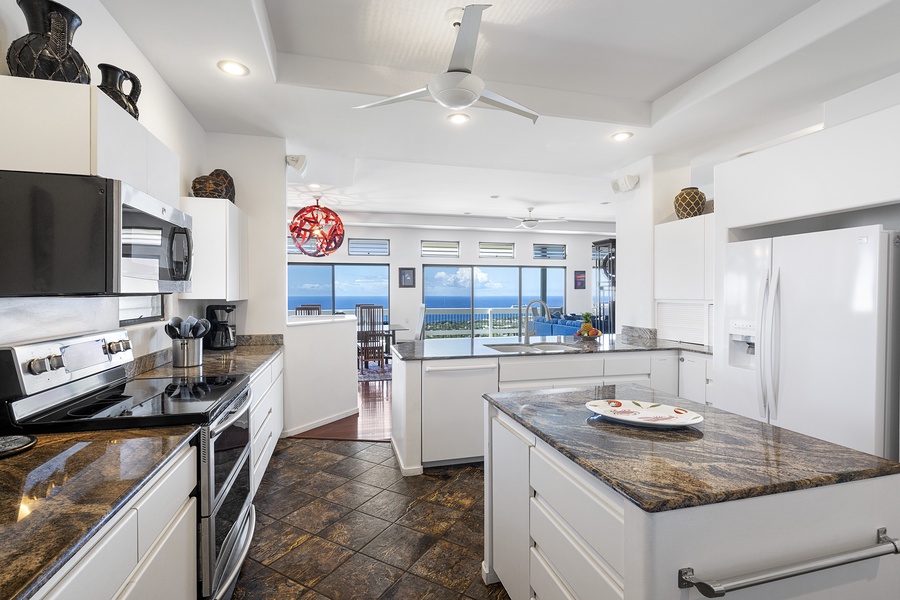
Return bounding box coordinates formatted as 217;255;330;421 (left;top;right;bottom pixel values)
767;268;782;420
755;274;769;419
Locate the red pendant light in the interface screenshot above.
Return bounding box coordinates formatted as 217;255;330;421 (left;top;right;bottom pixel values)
289;197;345;257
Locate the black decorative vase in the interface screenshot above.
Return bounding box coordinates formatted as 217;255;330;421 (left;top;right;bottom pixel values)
98;63;141;119
6;0;90;84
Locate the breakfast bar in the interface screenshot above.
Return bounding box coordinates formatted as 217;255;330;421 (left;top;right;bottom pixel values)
482;384;900;600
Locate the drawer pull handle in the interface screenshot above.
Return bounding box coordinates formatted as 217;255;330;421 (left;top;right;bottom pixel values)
425;364;497;373
678;528;900;598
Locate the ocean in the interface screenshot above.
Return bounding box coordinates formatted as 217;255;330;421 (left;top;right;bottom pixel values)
288;295;565;312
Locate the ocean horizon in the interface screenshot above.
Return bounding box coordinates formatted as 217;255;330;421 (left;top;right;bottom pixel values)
288;295;566;312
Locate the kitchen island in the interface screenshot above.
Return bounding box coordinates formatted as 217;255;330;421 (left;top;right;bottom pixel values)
391;334;709;474
483;384;900;600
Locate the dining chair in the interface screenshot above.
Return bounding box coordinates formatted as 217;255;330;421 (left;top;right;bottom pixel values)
357;305;386;369
414;303;427;340
294;304;322;315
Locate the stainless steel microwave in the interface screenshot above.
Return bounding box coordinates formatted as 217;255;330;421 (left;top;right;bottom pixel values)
0;170;192;296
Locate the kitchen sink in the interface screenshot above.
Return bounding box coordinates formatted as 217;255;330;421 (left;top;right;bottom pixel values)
485;343;579;354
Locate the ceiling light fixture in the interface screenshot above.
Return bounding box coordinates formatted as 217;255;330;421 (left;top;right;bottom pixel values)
611;131;633;142
447;113;470;125
308;183;321;190
289;197;345;257
217;60;250;76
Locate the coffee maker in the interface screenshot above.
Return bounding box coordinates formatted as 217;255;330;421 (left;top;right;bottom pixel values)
205;304;237;350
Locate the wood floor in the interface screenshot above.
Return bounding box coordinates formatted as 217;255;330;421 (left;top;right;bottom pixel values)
293;380;391;442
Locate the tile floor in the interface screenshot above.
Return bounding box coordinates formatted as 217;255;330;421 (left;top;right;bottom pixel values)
233;437;510;600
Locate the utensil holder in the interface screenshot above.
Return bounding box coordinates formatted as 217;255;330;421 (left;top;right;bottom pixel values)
173;338;202;367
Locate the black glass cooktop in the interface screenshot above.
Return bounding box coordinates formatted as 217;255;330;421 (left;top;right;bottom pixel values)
19;374;248;432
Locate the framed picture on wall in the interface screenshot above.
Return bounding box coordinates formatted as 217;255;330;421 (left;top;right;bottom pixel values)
574;270;586;290
399;268;416;288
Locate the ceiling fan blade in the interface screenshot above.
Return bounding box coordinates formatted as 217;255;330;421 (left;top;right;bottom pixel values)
507;216;524;221
448;4;490;73
479;88;539;123
353;87;429;109
537;218;568;223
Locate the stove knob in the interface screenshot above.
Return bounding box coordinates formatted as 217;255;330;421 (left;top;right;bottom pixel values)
107;340;132;354
48;354;65;370
27;357;50;375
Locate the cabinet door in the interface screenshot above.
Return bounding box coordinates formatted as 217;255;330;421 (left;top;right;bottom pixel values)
679;353;710;403
422;359;498;462
650;353;679;394
491;416;532;600
116;498;197;600
654;217;706;300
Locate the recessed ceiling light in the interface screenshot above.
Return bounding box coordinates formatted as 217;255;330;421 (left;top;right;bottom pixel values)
490;195;500;199
611;131;633;142
217;60;250;76
447;113;470;125
308;183;321;190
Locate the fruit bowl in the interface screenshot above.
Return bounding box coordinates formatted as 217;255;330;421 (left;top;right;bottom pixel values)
575;333;601;340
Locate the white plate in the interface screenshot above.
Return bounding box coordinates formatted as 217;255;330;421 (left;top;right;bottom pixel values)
585;399;704;429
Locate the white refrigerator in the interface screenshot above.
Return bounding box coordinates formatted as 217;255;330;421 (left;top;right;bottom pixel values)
719;224;899;459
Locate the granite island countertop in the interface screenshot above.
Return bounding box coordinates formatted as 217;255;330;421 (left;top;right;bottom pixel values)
136;344;283;379
485;383;900;513
393;334;710;361
0;426;198;600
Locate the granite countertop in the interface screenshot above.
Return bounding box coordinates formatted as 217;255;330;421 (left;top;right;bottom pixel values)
393;334;711;361
0;426;198;600
485;383;900;513
136;344;283;379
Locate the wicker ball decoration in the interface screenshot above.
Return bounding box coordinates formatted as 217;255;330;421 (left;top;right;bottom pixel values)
673;187;707;219
289;200;345;257
191;169;236;201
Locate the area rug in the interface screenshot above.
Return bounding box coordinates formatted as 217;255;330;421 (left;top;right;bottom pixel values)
358;364;392;382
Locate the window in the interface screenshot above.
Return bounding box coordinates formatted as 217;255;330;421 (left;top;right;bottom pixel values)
348;238;390;256
421;240;460;258
287;264;389;316
119;295;164;325
479;242;515;259
533;243;567;259
286;234;317;255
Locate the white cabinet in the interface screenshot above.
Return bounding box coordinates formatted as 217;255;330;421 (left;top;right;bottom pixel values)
649;352;679;395
678;352;711;403
36;446;197;600
488;413;534;600
421;358;498;463
250;351;285;494
654;214;714;301
181;197;249;301
0;77;178;203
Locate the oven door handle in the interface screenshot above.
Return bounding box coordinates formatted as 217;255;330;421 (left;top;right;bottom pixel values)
210;388;252;438
212;505;256;600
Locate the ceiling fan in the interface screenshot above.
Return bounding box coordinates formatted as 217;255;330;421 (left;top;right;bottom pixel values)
508;208;567;229
353;4;539;123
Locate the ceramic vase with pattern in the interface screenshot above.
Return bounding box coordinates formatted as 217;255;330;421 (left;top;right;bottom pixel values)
6;0;90;84
98;63;141;120
673;187;707;219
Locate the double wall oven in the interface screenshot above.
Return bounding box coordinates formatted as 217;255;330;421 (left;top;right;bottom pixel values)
0;329;254;600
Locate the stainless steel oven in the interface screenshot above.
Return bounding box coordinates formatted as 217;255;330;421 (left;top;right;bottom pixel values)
199;386;255;600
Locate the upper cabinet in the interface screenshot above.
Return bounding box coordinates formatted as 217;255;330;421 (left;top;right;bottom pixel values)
654;213;715;301
181;197;249;301
0;77;178;204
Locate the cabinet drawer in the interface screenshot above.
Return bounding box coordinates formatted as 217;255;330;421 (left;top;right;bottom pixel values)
252;404;275;465
134;446;196;558
530;446;625;578
530;547;577;600
603;355;651;376
251;388;275;440
271;351;284;376
253;426;279;492
530;498;623;600
44;509;139;600
500;354;603;383
249;365;273;410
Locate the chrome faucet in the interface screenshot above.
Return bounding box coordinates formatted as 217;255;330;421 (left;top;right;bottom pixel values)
523;299;550;345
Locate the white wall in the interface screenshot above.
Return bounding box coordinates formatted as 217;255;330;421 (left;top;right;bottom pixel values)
287;217;602;340
0;0;206;350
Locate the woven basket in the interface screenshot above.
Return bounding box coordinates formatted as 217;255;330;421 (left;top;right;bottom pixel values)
673;187;706;219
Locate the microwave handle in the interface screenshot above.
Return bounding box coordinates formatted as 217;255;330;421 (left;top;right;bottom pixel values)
170;227;193;281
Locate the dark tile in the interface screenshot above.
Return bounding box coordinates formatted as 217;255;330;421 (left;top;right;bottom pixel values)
292;438;336;449
269;535;354;588
319;511;391;551
410;539;483;593
352;444;395;463
387;473;448;499
291;470;349;497
425;481;483;512
379;455;400;468
282;498;353;534
326;440;375;456
326;456;376;479
298;449;348;469
357;489;419;522
354;463;404;488
313;553;403;600
397;501;465;536
360;523;438;570
254;484;315;519
233;562;310;599
463;577;511;600
323;480;383;509
382;572;460;600
254;510;277;529
264;462;319;487
250;519;311;565
443;510;484;553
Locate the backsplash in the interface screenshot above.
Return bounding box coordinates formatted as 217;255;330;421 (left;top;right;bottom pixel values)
621;325;656;339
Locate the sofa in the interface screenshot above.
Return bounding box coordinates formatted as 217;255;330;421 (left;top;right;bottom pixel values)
533;315;586;336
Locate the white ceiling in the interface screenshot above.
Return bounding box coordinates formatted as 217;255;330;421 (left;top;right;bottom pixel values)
100;0;900;227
